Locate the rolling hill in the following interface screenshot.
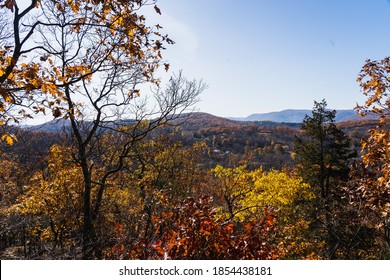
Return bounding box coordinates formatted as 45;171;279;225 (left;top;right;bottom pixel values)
229;109;367;123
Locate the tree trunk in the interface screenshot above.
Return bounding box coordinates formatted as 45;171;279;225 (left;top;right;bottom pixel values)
81;160;94;259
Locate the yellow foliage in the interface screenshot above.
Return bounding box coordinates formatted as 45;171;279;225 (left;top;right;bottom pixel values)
8;144;84;242
252;170;314;209
212;165;319;258
212;165;314;220
1;133;18;146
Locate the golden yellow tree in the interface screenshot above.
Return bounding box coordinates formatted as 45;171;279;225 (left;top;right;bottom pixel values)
8;145;84;255
353;57;390;252
0;0;206;258
212;165;320;259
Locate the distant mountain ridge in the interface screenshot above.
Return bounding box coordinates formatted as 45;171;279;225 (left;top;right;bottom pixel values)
25;112;299;133
24;109;374;133
229;109;365;123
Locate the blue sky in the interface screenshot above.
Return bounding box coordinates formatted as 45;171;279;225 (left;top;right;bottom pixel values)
151;0;390;118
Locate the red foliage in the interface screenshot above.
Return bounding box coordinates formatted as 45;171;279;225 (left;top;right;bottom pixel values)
151;196;279;260
105;195;279;259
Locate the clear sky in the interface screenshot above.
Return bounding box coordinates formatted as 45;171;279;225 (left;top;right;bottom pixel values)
150;0;390;118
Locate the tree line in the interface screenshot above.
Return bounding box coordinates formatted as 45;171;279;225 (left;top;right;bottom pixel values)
0;0;389;259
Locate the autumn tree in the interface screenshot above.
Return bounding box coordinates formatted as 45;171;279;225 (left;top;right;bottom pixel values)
7;144;84;258
111;135;210;258
0;149;22;254
0;1;172;122
107;195;279;260
0;126;56;257
211;165;321;259
294;100;356;259
0;0;206;259
350;57;390;256
211;165;255;220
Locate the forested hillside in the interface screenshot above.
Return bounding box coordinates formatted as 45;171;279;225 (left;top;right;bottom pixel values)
7;111;377;171
1;0;390;260
1;108;387;260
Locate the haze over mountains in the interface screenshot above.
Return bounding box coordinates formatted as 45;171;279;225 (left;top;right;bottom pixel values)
26;109;373;133
229;109;363;123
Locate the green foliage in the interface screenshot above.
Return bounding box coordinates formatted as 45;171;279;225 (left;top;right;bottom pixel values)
294;100;355;193
294;100;360;259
